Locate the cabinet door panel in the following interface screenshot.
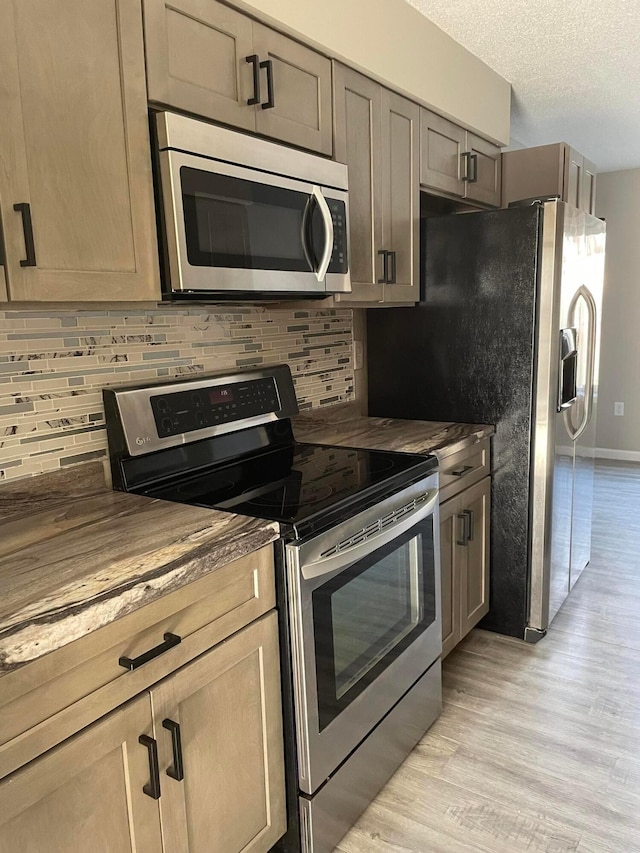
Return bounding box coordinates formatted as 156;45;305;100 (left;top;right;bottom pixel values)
334;65;384;303
439;495;462;658
420;109;465;197
144;0;255;131
581;158;597;214
153;612;286;853
0;696;161;853
253;24;332;155
565;148;583;209
383;91;419;302
0;0;159;301
464;134;501;207
460;477;491;637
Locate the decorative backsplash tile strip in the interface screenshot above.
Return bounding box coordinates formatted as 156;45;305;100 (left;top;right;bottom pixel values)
0;306;354;481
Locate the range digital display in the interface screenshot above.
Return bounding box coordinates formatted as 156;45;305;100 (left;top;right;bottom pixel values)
209;387;234;405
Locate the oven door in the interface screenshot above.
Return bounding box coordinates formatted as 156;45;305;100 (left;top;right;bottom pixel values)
158;150;350;295
285;473;441;795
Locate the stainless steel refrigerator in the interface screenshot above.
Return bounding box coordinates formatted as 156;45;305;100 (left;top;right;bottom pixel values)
367;200;605;641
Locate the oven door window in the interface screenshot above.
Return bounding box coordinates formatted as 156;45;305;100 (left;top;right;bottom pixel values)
180;167;327;272
313;516;436;730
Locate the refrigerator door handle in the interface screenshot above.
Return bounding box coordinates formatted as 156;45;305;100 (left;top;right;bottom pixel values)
557;327;578;412
563;285;597;441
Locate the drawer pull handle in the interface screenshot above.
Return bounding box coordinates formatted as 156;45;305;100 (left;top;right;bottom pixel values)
119;632;181;671
163;718;185;782
139;734;161;799
450;465;474;477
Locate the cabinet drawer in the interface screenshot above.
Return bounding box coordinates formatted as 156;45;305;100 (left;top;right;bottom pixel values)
0;545;274;779
439;439;490;503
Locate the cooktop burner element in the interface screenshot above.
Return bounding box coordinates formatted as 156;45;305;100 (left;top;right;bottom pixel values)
104;365;438;539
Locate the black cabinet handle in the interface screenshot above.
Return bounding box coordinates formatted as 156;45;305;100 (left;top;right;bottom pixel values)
139;735;161;799
13;203;36;267
463;509;475;542
119;632;181;671
246;54;261;105
260;59;275;109
462;152;478;183
387;250;397;284
377;249;388;284
163;718;185;782
450;464;473;477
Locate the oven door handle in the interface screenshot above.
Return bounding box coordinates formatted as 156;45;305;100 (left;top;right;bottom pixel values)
301;488;439;580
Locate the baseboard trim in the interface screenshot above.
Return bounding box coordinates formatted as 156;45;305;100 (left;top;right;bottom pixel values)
595;447;640;463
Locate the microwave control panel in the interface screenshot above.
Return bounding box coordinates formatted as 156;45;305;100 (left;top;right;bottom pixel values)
150;377;280;438
327;199;348;274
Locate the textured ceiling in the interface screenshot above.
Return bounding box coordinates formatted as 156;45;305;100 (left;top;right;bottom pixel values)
405;0;640;172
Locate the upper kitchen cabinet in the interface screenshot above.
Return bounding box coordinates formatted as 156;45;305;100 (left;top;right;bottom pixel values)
0;0;160;302
143;0;333;155
501;143;597;214
334;65;419;305
420;110;502;207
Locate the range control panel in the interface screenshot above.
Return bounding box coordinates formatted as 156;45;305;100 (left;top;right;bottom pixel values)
150;377;280;439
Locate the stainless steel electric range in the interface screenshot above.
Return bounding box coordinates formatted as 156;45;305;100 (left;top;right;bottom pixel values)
104;365;442;853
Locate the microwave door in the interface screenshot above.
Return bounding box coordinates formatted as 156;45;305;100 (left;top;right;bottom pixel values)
159;150;329;296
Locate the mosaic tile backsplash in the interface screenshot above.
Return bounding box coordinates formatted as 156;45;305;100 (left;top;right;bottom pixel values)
0;305;354;481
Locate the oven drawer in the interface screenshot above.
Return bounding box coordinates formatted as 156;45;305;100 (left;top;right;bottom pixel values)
438;438;490;503
0;545;274;780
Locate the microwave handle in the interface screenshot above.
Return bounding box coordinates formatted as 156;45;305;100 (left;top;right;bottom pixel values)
311;186;334;282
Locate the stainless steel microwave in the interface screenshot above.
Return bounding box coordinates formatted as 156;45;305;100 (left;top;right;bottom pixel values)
154;112;351;299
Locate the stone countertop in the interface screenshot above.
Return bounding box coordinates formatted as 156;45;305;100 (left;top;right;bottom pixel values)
0;462;279;676
292;403;494;460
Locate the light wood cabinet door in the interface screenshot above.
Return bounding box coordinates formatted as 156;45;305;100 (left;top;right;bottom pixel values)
143;0;255;131
439;475;491;657
420;109;466;197
333;65;384;303
439;493;462;658
459;477;491;636
502;143;597;214
152;611;286;853
565;148;583;209
381;90;420;303
143;0;332;155
464;134;502;207
0;696;162;853
253;24;333;155
334;66;419;305
581;157;597;215
0;0;159;302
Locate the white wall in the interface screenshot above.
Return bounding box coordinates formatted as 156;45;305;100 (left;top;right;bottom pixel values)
234;0;511;144
595;169;640;457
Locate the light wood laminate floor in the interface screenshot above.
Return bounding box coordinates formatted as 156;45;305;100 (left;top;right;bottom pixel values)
337;462;640;853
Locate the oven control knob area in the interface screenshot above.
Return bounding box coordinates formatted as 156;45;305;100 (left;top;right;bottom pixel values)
195;411;206;428
160;416;174;435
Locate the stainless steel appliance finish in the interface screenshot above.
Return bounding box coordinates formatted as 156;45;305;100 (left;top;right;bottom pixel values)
298;660;442;853
368;200;605;641
286;475;441;795
103;364;298;457
103;364;442;853
155;112;351;298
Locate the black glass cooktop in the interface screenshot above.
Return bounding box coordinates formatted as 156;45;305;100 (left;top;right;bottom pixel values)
143;441;437;537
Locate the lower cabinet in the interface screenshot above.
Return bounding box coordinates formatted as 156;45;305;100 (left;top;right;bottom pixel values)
440;476;491;657
0;612;286;853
